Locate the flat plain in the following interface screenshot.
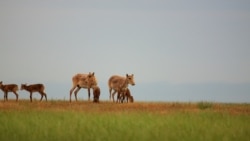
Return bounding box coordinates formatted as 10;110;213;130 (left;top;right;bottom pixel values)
0;100;249;141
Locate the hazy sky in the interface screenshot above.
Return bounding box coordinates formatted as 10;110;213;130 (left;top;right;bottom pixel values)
1;0;250;102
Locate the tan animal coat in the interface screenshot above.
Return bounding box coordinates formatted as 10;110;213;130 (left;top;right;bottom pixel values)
69;72;97;102
93;85;100;103
108;74;135;103
21;84;47;102
118;88;134;103
0;81;19;101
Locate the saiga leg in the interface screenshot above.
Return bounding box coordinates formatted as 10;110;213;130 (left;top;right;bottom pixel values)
74;87;81;101
39;92;44;101
4;92;7;101
44;92;47;101
111;90;117;103
69;86;76;102
87;88;91;101
6;92;8;101
109;88;113;101
13;91;18;102
30;92;33;102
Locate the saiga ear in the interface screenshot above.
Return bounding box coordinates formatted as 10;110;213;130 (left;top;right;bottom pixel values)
89;72;95;76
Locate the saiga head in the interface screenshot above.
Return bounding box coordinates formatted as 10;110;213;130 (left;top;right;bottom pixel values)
87;72;98;87
126;74;135;86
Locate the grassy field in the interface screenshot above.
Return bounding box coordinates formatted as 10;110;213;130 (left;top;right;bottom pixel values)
0;100;249;141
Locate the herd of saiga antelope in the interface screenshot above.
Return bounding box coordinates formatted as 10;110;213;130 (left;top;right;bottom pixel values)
0;72;135;103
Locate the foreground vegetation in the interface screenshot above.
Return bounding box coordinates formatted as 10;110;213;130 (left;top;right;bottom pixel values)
0;100;249;141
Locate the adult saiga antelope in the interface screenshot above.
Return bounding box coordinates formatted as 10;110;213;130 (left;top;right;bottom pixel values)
69;72;98;102
21;84;47;102
108;74;135;103
0;81;19;101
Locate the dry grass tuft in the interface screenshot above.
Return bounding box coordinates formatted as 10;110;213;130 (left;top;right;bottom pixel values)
0;100;249;115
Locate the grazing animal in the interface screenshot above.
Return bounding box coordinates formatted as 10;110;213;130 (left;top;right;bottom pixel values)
21;84;47;102
69;72;98;102
93;85;100;103
117;88;134;103
108;74;135;103
0;81;19;101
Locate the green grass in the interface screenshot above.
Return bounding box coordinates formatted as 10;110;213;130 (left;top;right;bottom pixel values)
0;101;249;141
197;101;213;110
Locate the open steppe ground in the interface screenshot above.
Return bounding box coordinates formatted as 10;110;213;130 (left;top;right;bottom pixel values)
0;100;250;141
